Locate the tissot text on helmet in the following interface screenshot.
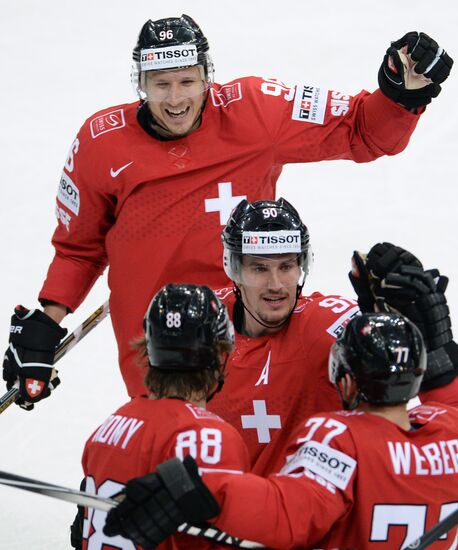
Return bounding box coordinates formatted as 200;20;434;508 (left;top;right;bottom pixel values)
140;45;198;71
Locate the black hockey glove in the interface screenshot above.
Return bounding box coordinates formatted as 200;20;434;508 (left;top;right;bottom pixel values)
3;306;67;410
378;31;453;109
349;244;458;390
103;455;220;548
349;242;423;312
375;266;457;390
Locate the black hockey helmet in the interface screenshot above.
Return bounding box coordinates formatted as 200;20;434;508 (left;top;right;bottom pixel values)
132;14;214;98
222;198;311;284
144;283;234;371
328;312;426;407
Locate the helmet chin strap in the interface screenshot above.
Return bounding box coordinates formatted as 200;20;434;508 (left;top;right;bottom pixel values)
234;283;304;334
206;353;229;403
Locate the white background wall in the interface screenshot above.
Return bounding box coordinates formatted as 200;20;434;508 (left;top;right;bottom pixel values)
0;1;457;547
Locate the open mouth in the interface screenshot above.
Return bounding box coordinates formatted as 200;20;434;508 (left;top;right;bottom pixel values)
263;296;287;306
164;106;190;119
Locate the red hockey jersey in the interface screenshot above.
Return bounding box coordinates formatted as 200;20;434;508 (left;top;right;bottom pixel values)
81;397;249;550
208;289;360;475
208;402;458;549
39;77;421;396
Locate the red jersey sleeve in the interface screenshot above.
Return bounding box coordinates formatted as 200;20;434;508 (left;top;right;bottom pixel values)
39;116;117;312
206;413;357;549
419;377;458;408
243;77;421;165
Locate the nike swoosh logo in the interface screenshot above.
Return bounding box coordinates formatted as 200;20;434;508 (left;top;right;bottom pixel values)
110;161;133;178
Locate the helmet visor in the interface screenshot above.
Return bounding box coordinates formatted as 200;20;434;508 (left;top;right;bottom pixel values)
235;253;306;289
140;66;209;103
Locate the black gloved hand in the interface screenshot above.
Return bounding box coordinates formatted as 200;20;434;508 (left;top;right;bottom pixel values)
378;266;452;350
376;266;457;390
349;242;422;312
3;306;67;410
378;31;453;108
103;455;220;548
349;244;458;390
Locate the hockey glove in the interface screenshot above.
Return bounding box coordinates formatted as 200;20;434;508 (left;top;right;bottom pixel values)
378;31;453;109
103;455;220;548
3;306;67;410
349;242;423;312
375;266;457;390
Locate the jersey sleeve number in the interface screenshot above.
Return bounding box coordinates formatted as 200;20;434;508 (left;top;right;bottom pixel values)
318;296;357;314
371;502;458;547
175;428;222;465
83;477;135;550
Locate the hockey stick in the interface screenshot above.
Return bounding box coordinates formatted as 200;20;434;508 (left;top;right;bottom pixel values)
0;301;110;415
403;507;458;550
0;469;117;510
0;469;265;548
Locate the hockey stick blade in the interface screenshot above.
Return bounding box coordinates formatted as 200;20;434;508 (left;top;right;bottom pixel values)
403;507;458;549
0;470;117;511
0;300;110;414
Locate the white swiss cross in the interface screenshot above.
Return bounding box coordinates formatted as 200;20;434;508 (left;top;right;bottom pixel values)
204;182;246;225
241;400;281;444
27;379;43;395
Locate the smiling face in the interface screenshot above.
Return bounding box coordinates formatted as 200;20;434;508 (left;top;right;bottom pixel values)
144;66;206;137
238;253;302;337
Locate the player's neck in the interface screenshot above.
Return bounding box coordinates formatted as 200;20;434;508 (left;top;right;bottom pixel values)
150;393;207;409
243;314;283;337
360;402;411;430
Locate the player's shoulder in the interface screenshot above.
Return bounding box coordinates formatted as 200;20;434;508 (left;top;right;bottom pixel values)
214;286;236;308
209;75;285;110
77;100;140;142
408;401;458;427
292;292;360;338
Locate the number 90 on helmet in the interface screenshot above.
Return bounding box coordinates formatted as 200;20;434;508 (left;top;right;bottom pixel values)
144;284;234;372
328;312;426;407
222;198;312;288
132;14;214;100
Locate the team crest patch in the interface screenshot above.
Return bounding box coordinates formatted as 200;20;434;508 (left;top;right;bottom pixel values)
210;83;242;107
25;378;45;398
90;109;126;138
185;403;223;421
292;84;328;124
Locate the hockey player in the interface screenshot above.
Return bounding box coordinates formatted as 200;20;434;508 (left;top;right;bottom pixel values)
206;199;458;475
2;14;453;408
103;312;458;550
72;283;249;550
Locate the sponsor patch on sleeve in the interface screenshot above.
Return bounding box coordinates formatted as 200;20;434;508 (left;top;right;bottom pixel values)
90;109;126;139
292;84;328;124
281;440;356;490
57;172;80;215
326;306;360;338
